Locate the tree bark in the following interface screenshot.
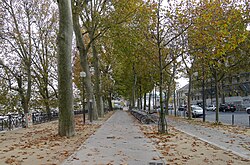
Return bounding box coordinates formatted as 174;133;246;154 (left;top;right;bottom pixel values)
91;37;104;117
108;92;113;111
57;0;75;137
173;83;177;117
143;93;147;111
139;85;142;110
157;0;167;133
187;73;192;120
148;93;151;113
166;84;172;115
215;70;219;123
132;64;136;108
72;7;98;121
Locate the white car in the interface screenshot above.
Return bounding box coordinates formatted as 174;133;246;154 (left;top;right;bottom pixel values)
246;107;250;114
187;106;204;118
206;105;216;111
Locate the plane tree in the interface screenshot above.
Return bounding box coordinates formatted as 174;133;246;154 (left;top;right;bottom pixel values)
144;0;194;133
71;0;147;119
0;0;59;126
105;1;158;109
57;0;75;137
31;0;58;119
0;0;39;127
187;0;249;123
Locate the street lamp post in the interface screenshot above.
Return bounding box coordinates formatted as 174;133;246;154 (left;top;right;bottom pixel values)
80;71;86;124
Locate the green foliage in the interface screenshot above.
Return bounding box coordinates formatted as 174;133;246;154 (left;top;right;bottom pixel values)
188;0;249;75
99;0;158;99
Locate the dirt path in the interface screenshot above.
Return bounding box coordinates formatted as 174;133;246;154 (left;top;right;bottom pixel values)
1;110;250;165
0;112;113;165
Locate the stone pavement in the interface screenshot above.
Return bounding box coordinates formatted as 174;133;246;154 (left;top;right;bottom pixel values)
167;117;250;160
62;110;166;165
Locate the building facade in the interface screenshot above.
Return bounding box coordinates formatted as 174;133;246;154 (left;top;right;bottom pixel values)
176;72;250;110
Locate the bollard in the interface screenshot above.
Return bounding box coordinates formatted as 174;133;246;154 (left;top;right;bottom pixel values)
232;114;234;126
32;113;35;124
89;100;93;123
249;116;250;127
8;114;12;130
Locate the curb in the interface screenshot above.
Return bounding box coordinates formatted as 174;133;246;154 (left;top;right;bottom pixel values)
174;127;250;160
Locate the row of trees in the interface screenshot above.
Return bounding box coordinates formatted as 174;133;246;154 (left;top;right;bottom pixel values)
0;0;58;127
0;0;249;136
183;0;250;122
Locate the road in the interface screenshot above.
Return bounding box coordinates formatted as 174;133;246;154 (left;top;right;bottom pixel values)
168;110;250;127
203;111;250;127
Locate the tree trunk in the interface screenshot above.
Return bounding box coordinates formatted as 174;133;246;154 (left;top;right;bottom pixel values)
187;74;192;120
91;34;104;117
143;93;147;111
139;85;142;110
148;93;151;113
45;100;51;120
152;86;156;110
108;92;113;111
166;84;172;116
43;81;51;120
132;64;136;108
137;98;140;109
210;78;213;104
157;0;167;134
159;69;167;133
215;70;219;123
72;8;98;122
173;83;177;117
221;80;225;104
57;0;75;137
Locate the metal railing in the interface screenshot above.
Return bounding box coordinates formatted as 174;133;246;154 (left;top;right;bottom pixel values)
0;110;87;132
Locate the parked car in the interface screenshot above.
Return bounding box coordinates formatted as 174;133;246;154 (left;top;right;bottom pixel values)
219;103;236;112
206;105;216;111
246;107;250;114
186;105;204;118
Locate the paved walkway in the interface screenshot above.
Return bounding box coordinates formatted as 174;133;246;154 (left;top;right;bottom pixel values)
62;110;166;165
167;117;250;160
